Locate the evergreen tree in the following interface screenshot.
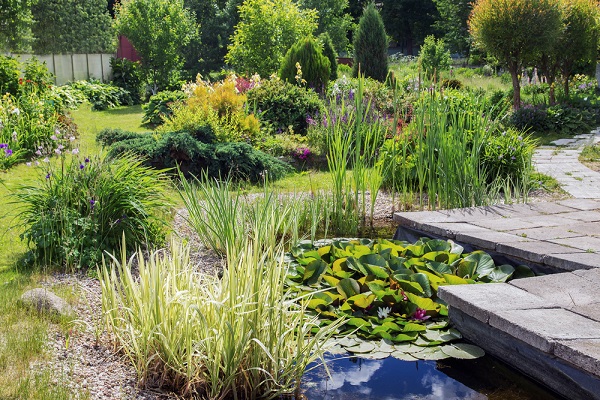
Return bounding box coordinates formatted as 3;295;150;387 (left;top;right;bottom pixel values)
319;32;338;81
280;36;331;91
353;2;388;81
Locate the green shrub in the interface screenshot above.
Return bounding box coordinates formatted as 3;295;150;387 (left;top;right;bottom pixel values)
440;79;463;90
0;92;61;164
68;80;132;110
142;90;186;125
319;33;338;82
0;55;21;96
508;105;550;133
110;57;143;104
418;35;451;81
97;128;146;146
14;154;171;270
280;36;331;92
247;77;324;134
106;130;292;182
481;128;536;183
338;63;352;76
23;57;55;92
353;2;388;81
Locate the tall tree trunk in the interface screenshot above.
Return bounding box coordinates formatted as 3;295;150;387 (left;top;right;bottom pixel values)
548;75;556;106
509;64;521;110
563;76;570;98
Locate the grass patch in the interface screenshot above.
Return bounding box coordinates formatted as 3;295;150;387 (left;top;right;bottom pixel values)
579;143;600;172
70;104;147;155
0;268;79;399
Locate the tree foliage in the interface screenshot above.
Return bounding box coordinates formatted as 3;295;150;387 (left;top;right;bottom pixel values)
433;0;473;57
469;0;562;109
353;2;388;82
381;0;440;56
418;35;451;80
320;32;339;81
538;0;600;104
115;0;197;93
32;0;114;54
0;0;35;52
182;0;243;76
226;0;317;77
299;0;354;52
280;36;331;91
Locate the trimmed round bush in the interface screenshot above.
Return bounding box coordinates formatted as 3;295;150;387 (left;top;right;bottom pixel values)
247;78;324;134
279;36;331;92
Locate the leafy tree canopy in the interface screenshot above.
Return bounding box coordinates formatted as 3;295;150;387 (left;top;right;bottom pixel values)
353;2;388;81
0;0;35;52
32;0;114;54
299;0;354;53
380;0;440;56
469;0;563;109
433;0;473;57
115;0;197;93
226;0;317;77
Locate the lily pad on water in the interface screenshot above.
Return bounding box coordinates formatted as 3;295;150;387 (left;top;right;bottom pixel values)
441;343;486;359
285;237;527;361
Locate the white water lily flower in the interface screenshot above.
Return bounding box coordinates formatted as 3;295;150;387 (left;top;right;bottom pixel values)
377;306;391;319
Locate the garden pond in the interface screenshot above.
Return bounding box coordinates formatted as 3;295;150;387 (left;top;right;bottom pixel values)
301;353;561;399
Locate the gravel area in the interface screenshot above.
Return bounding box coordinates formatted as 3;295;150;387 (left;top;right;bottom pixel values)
29;189;564;399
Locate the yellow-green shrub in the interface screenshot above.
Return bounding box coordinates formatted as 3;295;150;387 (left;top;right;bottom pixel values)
160;75;262;144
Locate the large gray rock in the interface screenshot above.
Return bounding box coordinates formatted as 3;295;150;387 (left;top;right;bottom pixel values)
20;288;74;317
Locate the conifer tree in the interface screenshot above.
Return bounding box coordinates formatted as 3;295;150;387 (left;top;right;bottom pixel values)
319;32;338;81
353;2;388;81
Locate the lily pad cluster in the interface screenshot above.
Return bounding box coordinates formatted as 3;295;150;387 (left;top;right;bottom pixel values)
324;336;485;361
285;238;525;359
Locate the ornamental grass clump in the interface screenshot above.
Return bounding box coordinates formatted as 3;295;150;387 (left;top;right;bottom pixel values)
14;153;171;270
179;172;332;257
100;238;341;399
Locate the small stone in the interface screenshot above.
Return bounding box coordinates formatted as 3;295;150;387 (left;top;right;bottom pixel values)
20;288;74;317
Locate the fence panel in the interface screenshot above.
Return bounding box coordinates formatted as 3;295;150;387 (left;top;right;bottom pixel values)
5;53;115;85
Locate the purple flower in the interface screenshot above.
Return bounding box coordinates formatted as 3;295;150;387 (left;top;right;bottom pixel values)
0;143;6;149
45;173;51;179
79;164;85;170
5;148;12;156
84;157;90;163
412;308;430;321
90;198;96;210
35;150;42;156
71;148;79;155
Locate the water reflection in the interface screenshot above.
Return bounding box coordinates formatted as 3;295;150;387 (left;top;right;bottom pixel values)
301;355;560;400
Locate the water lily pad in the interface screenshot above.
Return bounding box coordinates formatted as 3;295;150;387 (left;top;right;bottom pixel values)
325;345;348;355
393;343;421;353
376;339;396;353
346;342;376;353
336;336;360;347
361;351;389;360
391;351;419;361
441;343;485;359
422;328;462;342
411;347;450;360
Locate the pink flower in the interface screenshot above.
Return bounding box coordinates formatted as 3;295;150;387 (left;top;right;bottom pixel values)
412;308;430;321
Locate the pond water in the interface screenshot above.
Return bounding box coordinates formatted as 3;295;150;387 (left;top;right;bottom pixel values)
302;354;562;400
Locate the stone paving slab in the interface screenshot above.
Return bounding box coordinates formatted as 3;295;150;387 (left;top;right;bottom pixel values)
509;272;600;309
489;308;600;353
554;339;600;378
549;237;600;252
507;226;582;240
394;202;600;270
437;284;557;323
